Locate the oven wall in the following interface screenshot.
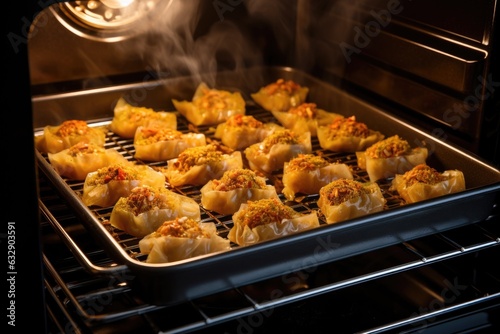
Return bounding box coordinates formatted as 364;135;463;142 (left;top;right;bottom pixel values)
29;0;298;92
295;0;500;166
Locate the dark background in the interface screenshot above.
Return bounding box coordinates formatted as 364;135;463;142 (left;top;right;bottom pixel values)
5;2;46;333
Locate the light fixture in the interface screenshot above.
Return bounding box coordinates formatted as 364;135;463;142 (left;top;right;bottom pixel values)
51;0;171;42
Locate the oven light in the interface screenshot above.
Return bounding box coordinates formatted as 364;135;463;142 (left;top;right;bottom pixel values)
51;0;169;42
87;1;99;10
100;0;135;9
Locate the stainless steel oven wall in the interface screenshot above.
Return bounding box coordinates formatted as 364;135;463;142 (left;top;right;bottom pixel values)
295;0;500;166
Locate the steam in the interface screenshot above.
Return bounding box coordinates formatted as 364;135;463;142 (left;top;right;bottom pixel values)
123;0;266;87
113;0;388;89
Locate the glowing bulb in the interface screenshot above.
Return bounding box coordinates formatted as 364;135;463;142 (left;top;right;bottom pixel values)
100;0;135;9
87;1;99;10
104;9;114;20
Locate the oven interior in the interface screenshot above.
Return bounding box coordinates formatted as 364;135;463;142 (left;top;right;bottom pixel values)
29;1;500;333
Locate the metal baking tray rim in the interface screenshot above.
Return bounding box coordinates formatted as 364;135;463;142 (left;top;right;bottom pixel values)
34;65;500;305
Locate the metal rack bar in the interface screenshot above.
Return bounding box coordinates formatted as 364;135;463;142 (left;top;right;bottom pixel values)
40;199;129;275
43;253;165;325
362;292;500;334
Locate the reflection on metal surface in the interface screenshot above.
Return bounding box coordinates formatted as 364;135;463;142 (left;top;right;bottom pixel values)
50;0;170;42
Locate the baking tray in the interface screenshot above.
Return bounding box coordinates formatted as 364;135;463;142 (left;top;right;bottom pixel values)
34;66;500;305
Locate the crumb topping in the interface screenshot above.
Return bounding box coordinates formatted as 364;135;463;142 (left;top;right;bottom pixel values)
260;129;300;153
119;106;157;123
320;179;370;206
56;120;90;137
124;186;173;215
153;216;209;239
89;164;139;185
327;116;370;138
225;114;263;128
287;103;318;119
286;154;330;171
400;164;448;187
365;135;411;158
173;144;224;172
67;142;105;157
263;78;302;95
237;198;299;229
194;87;231;111
211;168;267;191
136;127;183;145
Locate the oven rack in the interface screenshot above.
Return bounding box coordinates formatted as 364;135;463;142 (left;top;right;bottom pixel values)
35;109;404;266
40;177;500;333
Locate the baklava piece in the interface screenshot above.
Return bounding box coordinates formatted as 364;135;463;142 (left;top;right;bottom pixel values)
317;115;385;152
228;198;319;246
271;102;343;137
82;163;165;207
318;179;386;224
244;129;312;174
109;97;177;138
356;135;428;182
139;216;230;263
48;142;128;180
172;82;246;126
110;186;201;238
214;114;283;150
200;168;279;215
133;126;206;161
35;119;107;154
251;78;309;112
390;163;466;204
282;154;353;201
161;143;243;187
